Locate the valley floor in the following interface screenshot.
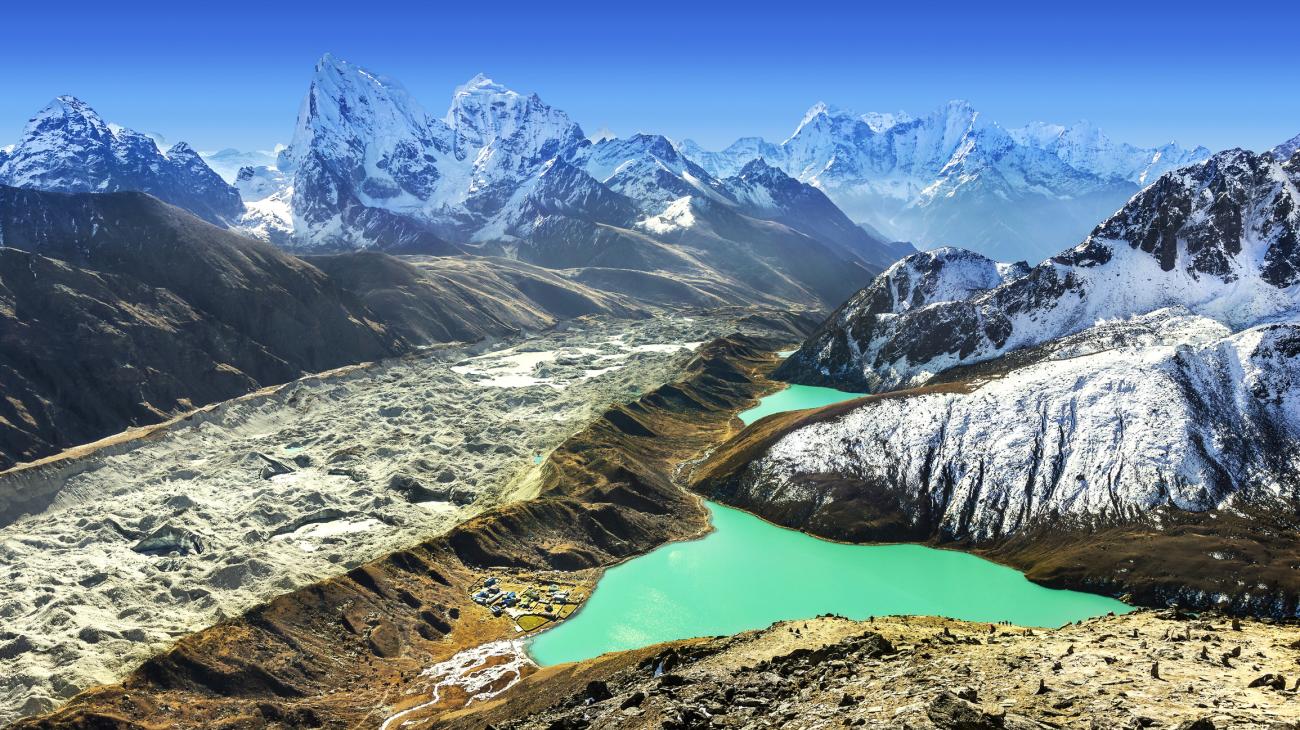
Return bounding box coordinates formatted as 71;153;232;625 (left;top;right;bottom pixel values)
0;312;763;726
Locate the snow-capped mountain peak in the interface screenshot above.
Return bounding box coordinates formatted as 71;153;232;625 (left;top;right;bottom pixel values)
262;57;596;250
453;72;509;98
279;53;447;177
34;95;113;137
794;101;841;129
1273;133;1300;162
0;95;242;224
679;100;1211;262
445;72;583;161
778;145;1300;392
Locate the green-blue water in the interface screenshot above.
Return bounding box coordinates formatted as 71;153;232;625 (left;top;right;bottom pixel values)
738;383;866;425
528;502;1131;665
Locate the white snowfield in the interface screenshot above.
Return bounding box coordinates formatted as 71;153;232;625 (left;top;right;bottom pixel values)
746;311;1300;541
0;315;733;726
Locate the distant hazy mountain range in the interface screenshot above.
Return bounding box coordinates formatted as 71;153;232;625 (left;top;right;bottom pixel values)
0;54;1219;276
243;57;1210;265
199;146;283;184
679;101;1210;263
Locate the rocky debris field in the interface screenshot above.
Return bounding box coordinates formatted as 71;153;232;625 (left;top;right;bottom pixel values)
4;329;795;730
454;611;1300;730
0;312;775;726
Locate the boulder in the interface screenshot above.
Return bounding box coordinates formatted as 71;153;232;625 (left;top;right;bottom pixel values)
927;691;1005;730
132;524;204;555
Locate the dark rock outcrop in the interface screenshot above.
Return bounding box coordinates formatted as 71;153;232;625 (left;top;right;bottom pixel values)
0;187;405;470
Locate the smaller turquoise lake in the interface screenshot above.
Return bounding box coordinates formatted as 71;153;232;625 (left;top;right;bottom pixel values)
528;501;1131;666
737;383;866;425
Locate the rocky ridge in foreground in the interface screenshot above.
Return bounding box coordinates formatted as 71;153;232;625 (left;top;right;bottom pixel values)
446;611;1300;730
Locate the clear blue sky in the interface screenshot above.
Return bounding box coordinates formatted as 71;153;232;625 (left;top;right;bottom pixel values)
2;0;1297;154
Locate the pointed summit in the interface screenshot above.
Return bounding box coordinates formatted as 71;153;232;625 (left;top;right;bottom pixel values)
279;53;444;176
24;95;114;141
796;101;851;129
445;73;582;159
0;96;240;223
736;156;783;178
1273;132;1300;162
454;73;508;97
166;141;199;158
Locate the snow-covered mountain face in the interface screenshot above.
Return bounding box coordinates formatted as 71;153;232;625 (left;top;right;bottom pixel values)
265;56;595;251
680;102;1210;263
0;97;242;225
709;143;1300;577
724;311;1300;546
1011;121;1209;185
236;56;906;305
1274;133;1300;163
778;147;1300;393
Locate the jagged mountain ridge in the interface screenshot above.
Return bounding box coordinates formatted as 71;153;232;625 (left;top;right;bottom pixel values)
239;56;905;306
679;101;1211;262
0;97;242;225
778;147;1300;392
1274;132;1300;163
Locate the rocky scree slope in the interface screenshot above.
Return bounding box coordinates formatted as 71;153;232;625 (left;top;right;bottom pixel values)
0;96;242;225
680;100;1210;262
701;146;1300;616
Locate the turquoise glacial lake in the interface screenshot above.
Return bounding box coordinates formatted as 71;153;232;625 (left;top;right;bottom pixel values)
736;383;866;426
528;501;1132;665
